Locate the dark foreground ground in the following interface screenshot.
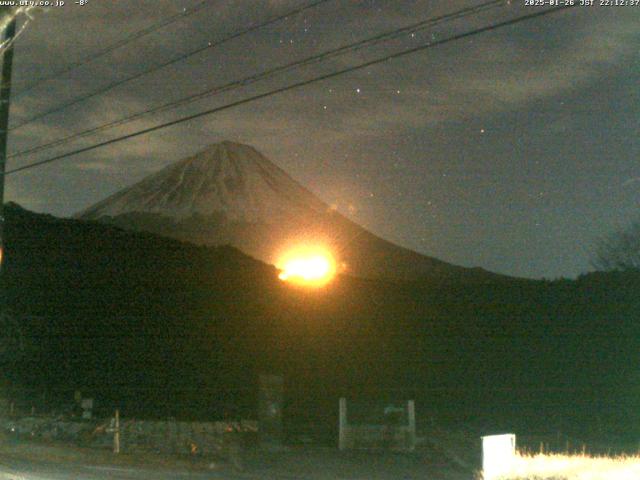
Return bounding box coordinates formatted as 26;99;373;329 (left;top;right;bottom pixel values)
0;441;474;480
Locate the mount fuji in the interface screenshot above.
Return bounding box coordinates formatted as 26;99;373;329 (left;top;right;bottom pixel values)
77;141;499;282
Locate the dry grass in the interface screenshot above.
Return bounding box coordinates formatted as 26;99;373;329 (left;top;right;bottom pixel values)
499;452;640;480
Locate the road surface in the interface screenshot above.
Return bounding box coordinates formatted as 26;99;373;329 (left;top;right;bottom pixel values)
0;454;233;480
0;444;472;479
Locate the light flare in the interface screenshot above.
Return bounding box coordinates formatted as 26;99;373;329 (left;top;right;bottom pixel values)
277;246;336;287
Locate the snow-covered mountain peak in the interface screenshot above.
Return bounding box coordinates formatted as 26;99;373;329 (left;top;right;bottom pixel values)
78;141;329;223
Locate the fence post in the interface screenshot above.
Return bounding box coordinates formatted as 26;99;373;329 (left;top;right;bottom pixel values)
258;374;283;450
114;409;120;454
338;397;347;451
407;400;416;451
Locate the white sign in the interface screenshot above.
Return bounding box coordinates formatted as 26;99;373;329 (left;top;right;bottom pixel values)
482;433;516;480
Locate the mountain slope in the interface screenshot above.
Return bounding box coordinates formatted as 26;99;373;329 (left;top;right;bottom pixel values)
78;141;502;282
4;203;640;437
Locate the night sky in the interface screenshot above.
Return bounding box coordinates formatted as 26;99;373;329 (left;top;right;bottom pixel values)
4;0;639;279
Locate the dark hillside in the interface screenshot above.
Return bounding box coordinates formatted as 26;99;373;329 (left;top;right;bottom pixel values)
1;203;638;441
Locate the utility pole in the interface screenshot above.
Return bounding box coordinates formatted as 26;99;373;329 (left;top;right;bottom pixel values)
0;16;16;269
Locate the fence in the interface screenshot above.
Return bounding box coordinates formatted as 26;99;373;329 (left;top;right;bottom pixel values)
0;414;258;455
338;397;416;451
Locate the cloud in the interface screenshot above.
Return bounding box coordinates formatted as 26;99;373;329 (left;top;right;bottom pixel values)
74;161;115;172
622;177;640;187
447;10;638;108
7;2;639;221
14;4;637;162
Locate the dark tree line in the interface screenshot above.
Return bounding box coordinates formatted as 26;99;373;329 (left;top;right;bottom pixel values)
593;221;640;272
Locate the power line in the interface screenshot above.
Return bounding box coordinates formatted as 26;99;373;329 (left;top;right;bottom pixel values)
9;0;503;161
12;5;579;179
13;0;213;99
11;0;335;130
5;4;575;177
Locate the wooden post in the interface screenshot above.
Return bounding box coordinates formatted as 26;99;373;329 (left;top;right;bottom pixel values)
258;374;284;450
338;397;347;451
113;409;120;454
0;17;16;271
407;400;416;451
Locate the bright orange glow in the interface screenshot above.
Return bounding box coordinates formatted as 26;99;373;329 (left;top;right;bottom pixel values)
277;246;336;287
